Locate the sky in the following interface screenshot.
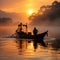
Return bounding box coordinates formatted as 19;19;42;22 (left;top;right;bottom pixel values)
0;0;58;13
0;0;60;37
0;0;60;24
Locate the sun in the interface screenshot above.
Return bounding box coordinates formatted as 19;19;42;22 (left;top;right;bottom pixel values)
27;9;34;15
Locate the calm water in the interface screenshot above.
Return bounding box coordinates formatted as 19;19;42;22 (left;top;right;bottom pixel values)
0;38;60;60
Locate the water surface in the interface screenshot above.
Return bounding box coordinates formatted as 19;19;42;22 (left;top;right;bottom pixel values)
0;38;60;60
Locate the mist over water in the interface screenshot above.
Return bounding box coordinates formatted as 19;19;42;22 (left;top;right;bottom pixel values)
0;23;60;60
0;26;60;38
0;26;17;36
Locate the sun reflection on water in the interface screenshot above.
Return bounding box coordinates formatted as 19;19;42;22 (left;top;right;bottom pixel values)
0;38;60;60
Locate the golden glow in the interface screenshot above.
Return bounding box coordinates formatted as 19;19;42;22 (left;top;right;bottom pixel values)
27;9;34;15
0;0;56;13
27;42;34;49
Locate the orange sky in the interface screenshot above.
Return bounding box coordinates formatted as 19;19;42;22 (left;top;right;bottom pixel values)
0;0;60;24
0;0;59;14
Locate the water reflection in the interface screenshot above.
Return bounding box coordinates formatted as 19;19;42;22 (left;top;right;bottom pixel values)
33;40;38;50
15;38;47;54
0;38;60;60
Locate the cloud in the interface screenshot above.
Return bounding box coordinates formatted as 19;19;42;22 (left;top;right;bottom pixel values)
0;17;12;25
29;1;60;26
0;10;22;25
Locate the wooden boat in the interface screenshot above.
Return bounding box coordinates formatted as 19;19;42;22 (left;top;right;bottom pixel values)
15;31;48;47
15;23;48;39
13;23;48;47
16;30;48;39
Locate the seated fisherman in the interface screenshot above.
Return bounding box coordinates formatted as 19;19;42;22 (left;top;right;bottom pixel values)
33;27;38;35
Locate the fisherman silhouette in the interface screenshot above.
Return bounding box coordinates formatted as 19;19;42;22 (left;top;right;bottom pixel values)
33;27;38;50
33;27;47;48
33;27;38;35
18;23;23;32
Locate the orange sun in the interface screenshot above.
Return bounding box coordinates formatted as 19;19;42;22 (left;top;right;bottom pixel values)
27;9;34;15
